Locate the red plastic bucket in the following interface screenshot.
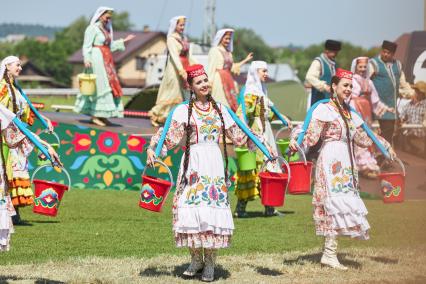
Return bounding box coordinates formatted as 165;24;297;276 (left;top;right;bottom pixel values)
378;158;405;203
140;160;174;212
259;157;291;207
32;165;71;217
287;144;313;194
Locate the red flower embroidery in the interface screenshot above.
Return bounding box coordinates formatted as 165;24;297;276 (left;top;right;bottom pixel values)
331;161;342;175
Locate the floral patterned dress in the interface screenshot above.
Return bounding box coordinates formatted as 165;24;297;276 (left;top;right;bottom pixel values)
299;102;390;239
0;79;35;207
149;102;248;248
0;118;34;251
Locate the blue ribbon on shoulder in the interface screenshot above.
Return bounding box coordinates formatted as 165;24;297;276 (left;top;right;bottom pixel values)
14;82;49;130
12;117;52;161
154;101;189;157
237;86;248;124
296;99;390;159
270;105;288;127
154;100;272;159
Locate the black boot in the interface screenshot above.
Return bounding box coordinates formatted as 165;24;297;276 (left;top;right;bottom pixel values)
12;207;21;225
234;200;248;218
264;206;284;217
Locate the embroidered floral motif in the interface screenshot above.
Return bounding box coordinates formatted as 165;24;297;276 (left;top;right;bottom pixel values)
331;161;342;175
185;172;228;207
330;160;355;193
199;115;220;142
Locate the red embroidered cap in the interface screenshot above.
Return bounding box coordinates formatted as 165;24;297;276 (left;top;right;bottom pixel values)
186;64;206;79
336;68;353;80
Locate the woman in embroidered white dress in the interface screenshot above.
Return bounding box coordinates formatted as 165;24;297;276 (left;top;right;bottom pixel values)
207;29;253;111
289;68;395;270
149;16;196;126
0;105;60;251
350;57;394;178
147;64;265;281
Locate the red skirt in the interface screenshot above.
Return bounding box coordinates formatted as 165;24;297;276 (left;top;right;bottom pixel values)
217;69;238;111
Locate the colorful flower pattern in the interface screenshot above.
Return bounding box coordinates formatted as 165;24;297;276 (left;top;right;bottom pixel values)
185;171;228;207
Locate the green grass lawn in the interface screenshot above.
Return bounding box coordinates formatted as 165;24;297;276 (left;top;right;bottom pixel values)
2;189;425;265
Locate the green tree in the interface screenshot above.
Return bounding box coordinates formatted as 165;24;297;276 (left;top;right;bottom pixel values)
225;26;277;63
112;11;134;31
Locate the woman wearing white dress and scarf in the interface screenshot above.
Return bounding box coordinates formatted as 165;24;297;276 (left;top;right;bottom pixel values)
350;57;394;178
207;28;253;111
74;6;135;126
147;64;266;281
149;15;196;126
289;69;396;270
234;61;291;217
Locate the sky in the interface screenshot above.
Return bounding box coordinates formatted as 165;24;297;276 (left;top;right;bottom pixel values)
1;0;423;48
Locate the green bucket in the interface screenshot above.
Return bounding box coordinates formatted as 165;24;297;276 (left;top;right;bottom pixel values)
276;138;299;162
235;147;256;171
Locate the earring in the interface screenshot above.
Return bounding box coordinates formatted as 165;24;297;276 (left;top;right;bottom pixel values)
333;92;337;98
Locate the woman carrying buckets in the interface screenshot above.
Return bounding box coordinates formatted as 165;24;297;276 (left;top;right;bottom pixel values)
234;61;292;217
74;6;135;127
0;104;62;252
147;64;272;282
289;68;396;270
0;56;55;224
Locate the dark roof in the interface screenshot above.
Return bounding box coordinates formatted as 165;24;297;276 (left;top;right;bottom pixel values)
68;31;166;64
394;32;411;65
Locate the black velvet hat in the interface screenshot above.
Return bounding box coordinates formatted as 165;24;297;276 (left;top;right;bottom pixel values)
382;40;397;53
324;40;342;51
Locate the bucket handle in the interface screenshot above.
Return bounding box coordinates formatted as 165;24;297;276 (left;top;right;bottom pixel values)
288;143;307;166
390;157;406;177
83;67;94;74
260;156;291;191
39;129;61;146
142;159;174;186
274;126;289;142
31;164;72;191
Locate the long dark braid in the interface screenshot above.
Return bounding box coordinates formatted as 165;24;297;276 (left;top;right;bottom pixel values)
207;94;229;183
330;76;358;189
259;96;266;133
180;93;195;186
3;73;18;114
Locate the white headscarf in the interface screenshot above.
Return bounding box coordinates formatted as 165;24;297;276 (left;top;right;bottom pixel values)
244;61;268;97
168;15;186;37
212;28;234;52
0;55;20;79
351;56;371;79
0;104;16;131
90;6;114;40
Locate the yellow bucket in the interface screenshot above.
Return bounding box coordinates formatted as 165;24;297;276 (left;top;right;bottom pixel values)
78;70;97;96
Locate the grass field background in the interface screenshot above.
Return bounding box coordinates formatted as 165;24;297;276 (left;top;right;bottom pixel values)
2;189;425;265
